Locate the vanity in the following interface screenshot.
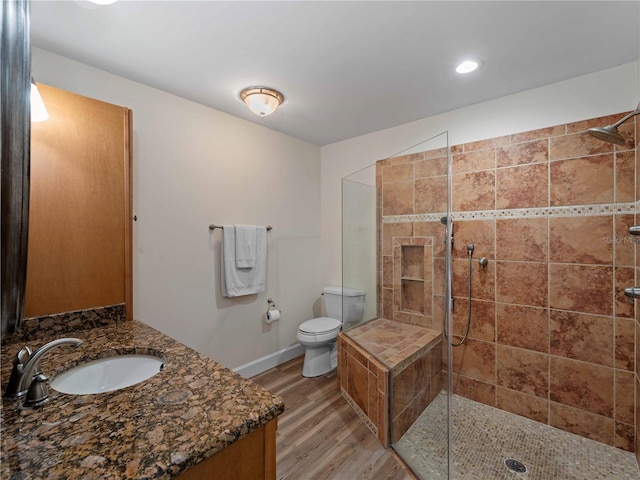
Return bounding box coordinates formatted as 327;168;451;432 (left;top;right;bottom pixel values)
0;309;283;479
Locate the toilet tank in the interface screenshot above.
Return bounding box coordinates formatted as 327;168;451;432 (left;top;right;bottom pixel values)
323;286;365;324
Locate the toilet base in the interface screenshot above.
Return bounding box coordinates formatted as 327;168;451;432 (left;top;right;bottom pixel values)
301;341;337;377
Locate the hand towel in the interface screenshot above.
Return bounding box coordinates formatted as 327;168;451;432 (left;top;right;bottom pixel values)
221;225;267;297
234;224;258;268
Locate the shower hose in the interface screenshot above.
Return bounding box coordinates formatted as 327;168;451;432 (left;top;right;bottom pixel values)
446;244;473;347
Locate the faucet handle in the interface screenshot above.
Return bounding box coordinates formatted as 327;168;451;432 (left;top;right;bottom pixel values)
4;347;33;399
24;373;50;408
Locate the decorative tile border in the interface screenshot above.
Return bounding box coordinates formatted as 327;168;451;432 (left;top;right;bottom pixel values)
383;201;636;224
340;386;379;437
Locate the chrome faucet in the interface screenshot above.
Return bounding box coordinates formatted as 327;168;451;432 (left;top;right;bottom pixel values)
4;337;83;407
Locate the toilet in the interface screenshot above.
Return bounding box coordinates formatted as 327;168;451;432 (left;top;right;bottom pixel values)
297;285;365;377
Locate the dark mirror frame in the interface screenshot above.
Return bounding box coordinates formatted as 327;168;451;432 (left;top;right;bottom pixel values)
1;0;31;339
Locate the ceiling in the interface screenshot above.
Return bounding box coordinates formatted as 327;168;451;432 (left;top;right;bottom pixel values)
31;1;639;146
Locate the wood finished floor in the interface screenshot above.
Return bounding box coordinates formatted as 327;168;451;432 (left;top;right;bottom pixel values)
252;356;414;480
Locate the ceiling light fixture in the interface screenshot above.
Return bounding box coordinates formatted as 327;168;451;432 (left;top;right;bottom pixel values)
456;60;482;74
87;0;118;5
240;87;284;117
30;77;49;122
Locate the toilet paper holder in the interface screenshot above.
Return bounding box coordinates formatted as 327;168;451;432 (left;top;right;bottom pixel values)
266;298;281;323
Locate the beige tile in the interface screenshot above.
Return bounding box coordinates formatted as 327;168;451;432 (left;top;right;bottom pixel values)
415;176;447;214
615;369;635;425
452;170;495;211
452;373;496;407
452;148;495;174
452;257;495;301
497;345;549;398
549;216;613;264
451;338;495;384
615;317;635;371
549;264;613;316
496;303;548;353
550;154;614;206
497;139;548;167
382;163;414;183
452;299;495;342
510;125;565;144
550;356;613;417
464;136;509;152
496;386;548;424
451;219;495;260
415;156;447;178
496;163;548;209
614;214;636;267
549;402;614;446
496;218;548;262
382;180;413;215
496;261;548;307
549;310;613;366
616;150;635;203
615;267;635;319
549;131;613;160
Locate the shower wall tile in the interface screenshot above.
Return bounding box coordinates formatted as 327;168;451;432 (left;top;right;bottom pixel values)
452;170;495;211
549;310;613;367
495;261;548;307
510;124;565;144
549;154;614;206
615;318;635;372
382;181;414;215
382;223;413;256
614;214;636;267
495;218;548;262
566;112;628;134
496;345;549;398
550;356;614;417
378;112;637;453
615;267;636;318
549;131;613;160
496;386;548;424
452;148;495;174
496;163;549;209
616;150;636;203
452;298;495;342
415;176;447;214
497;139;548;167
452;258;495;301
549;264;613;316
549;216;613;264
452;373;496;407
415;156;446;178
496;303;548;353
451;219;495;259
549;402;614;446
463;135;509;152
615;422;635;452
451;338;495;384
382;163;414;183
615;369;635;425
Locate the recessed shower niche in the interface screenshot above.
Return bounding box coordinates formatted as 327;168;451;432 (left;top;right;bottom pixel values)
393;237;434;328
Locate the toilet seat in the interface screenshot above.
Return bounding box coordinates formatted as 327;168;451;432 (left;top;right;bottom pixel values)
298;317;342;335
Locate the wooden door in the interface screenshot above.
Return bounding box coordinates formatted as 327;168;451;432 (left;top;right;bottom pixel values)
25;84;133;319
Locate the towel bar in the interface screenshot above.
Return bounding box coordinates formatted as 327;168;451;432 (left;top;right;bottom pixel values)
209;224;272;231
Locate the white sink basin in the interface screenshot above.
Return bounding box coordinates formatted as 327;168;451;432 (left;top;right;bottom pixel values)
50;354;165;395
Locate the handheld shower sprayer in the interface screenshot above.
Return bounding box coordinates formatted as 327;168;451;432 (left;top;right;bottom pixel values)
587;103;640;145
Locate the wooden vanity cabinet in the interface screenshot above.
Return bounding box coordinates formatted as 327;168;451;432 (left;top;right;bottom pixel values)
177;419;277;480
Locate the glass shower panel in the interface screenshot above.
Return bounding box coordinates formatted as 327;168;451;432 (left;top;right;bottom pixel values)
342;163;378;328
341;131;452;479
383;131;452;480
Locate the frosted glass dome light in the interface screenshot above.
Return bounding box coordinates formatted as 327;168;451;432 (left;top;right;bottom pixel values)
240;87;284;117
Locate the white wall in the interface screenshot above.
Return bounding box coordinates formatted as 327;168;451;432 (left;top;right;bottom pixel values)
32;48;322;371
321;62;639;288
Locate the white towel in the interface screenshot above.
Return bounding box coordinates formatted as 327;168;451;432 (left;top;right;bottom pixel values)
235;225;258;268
221;225;267;297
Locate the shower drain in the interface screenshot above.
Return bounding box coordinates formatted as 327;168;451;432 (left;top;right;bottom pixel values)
505;458;527;474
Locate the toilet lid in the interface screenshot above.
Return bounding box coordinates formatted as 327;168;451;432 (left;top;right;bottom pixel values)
299;317;342;334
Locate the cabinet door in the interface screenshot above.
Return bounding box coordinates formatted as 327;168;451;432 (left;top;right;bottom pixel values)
25;84;132;319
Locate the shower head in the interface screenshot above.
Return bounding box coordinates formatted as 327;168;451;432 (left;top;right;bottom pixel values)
587;104;640;145
587;125;626;145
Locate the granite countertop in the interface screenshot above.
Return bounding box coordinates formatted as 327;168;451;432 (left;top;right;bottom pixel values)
0;319;284;479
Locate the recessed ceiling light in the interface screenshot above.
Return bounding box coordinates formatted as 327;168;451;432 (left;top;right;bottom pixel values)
456;60;482;74
87;0;118;5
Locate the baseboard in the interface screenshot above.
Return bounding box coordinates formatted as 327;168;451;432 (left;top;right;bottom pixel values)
234;344;305;378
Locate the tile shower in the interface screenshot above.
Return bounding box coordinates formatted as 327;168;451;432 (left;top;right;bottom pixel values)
339;111;640;476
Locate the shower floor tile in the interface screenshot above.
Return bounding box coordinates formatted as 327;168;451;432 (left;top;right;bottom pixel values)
395;392;640;480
